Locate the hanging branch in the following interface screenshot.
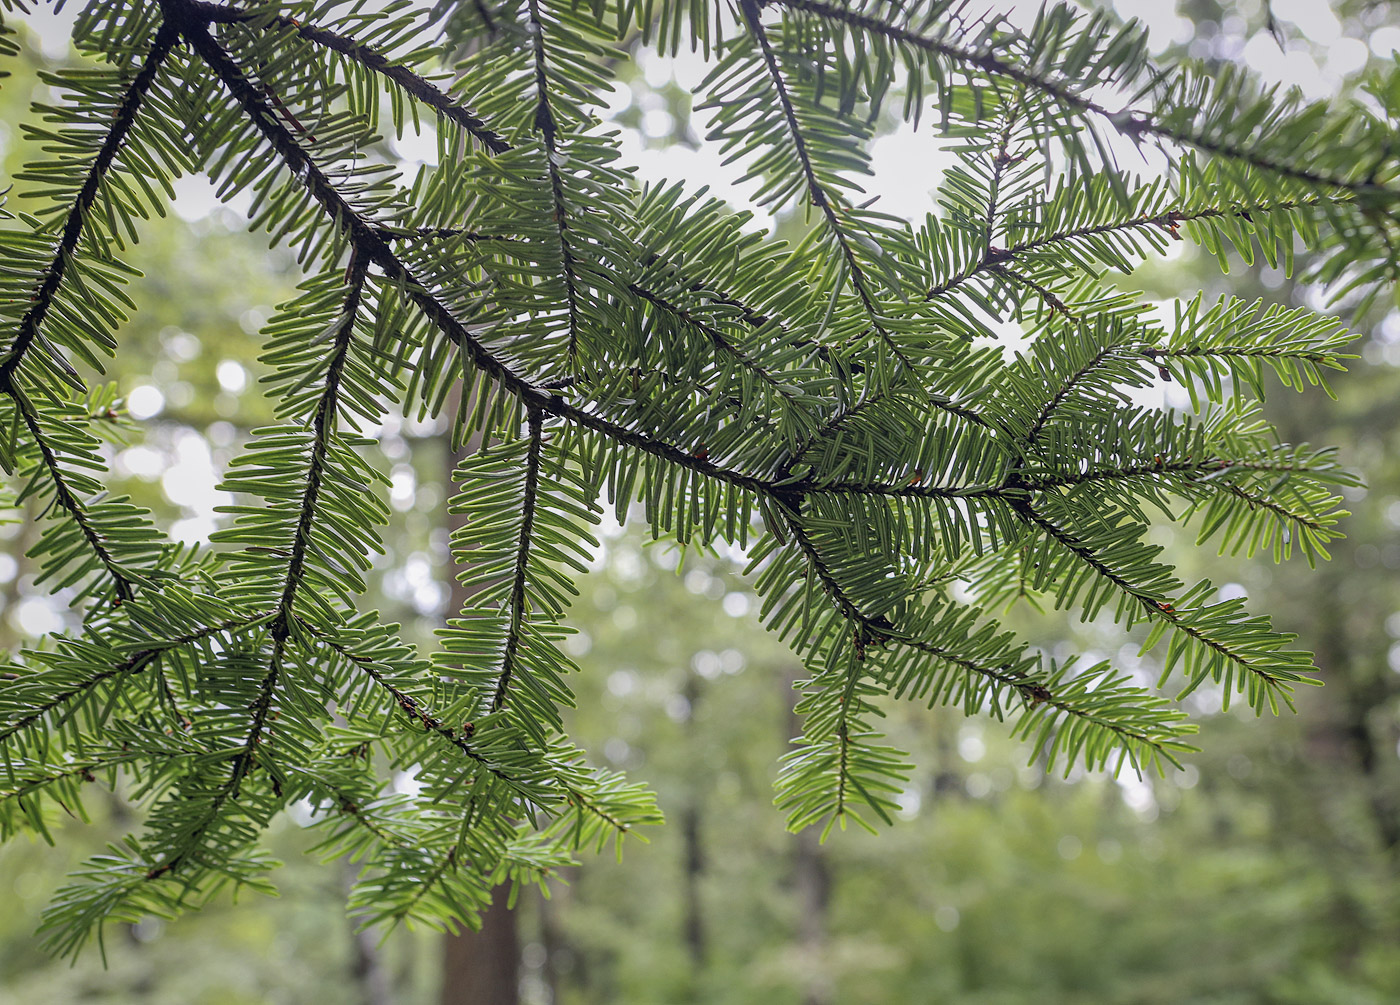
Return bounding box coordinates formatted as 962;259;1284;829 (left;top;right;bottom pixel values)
737;0;924;380
772;0;1400;200
0;612;266;745
170;7;783;500
193;0;511;153
271;252;369;638
1;0;1390;951
0;20;181;600
926;196;1337;300
493;406;544;711
1013;498;1313;706
525;0;586;368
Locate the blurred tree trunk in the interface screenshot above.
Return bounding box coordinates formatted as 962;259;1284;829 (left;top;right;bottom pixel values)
344;863;396;1005
1271;387;1400;857
539;886;567;1002
440;381;520;1005
681;671;707;972
1306;567;1400;854
441;895;519;1005
785;669;831;1005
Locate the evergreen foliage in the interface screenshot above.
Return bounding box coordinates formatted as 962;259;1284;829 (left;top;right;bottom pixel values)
0;0;1394;955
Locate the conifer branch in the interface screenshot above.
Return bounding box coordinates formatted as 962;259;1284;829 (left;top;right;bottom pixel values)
781;508;1181;760
927;197;1337;300
197;2;511;153
143;638;284;882
779;508;882;634
0;756;128;810
0;20;178;388
783;384;991;482
376;225;519;242
898;637;1181;756
1015;499;1304;700
0;21;179;601
329;797;416;853
307;621;638;838
1207;481;1334;535
1025;341;1124;443
1020;457;1321;492
174;11;780;501
12;392;137;599
494;406;544;712
307;623;518;779
811;479;1006;501
394;845;460;921
772;0;1400;199
4;0;1387;943
272;251;369;638
635;256;852;374
525;0;585;369
0;613;264;744
738;0;920;377
990;265;1078;320
983;96;1024;246
628;283;800;401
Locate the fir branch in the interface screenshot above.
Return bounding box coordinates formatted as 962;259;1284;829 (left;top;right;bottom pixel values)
1015;498;1303;699
898;637;1179;756
1206;480;1334;536
4;0;1384;945
393;845;459;922
927;196;1336;300
0;19;178;389
1024;341;1123;443
811;478;1006;501
12;390;136;599
737;0;920;376
0;613;265;744
272;251;369;639
779;507;886;636
330;797;416;853
772;0;1400;199
1021;456;1314;492
199;2;511;153
143;638;285;882
562;783;637;836
308;619;640;838
494;407;544;712
0;757;121;809
635;254;852;373
174;12;782;501
307;623;510;775
0;21;180;601
628;283;800;401
375;225;518;242
781;382;991;484
991;264;1078;320
525;0;585;368
781;508;1181;760
983;95;1024;246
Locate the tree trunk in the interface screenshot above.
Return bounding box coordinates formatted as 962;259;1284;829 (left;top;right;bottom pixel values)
785;669;832;1005
439;382;521;1005
1308;573;1400;854
441;894;519;1005
680;672;707;973
344;863;396;1005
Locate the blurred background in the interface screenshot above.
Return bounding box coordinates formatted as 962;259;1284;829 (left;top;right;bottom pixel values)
0;1;1397;1002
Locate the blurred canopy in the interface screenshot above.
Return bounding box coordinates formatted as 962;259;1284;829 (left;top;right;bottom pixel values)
0;0;1396;979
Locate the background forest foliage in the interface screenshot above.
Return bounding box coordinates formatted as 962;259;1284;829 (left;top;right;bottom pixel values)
0;0;1397;1003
